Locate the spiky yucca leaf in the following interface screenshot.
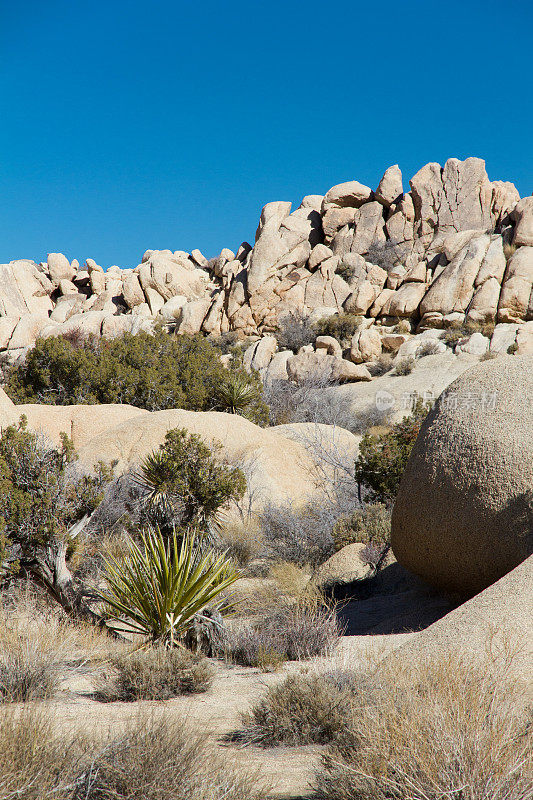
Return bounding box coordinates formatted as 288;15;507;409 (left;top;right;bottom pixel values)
214;372;262;415
98;527;239;646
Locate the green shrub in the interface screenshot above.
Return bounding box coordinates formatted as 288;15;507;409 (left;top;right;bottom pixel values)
4;328;267;423
95;647;213;701
354;401;429;504
314;313;363;343
136;428;246;534
0;417;109;597
99;526;239;646
508;342;518;355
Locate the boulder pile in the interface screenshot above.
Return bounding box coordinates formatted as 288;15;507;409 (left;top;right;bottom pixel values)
1;157;532;374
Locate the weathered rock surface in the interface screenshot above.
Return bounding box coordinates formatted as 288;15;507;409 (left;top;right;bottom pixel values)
391;356;533;596
0;158;530;372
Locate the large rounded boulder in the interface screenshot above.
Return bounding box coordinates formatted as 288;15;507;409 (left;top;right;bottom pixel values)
391;355;533;596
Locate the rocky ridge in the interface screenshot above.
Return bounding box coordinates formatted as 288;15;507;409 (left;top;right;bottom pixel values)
1;157;532;376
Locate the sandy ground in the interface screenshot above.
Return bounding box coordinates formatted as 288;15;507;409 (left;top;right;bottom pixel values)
54;632;414;799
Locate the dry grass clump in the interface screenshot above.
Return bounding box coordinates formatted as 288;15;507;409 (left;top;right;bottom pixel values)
0;625;64;702
76;712;268;800
240;672;362;746
0;709;85;799
0;582;123;702
332;503;391;551
0;709;268;800
95;646;213;701
415;340;442;358
217;518;263;568
394;356;414;375
221;601;340;670
314;645;533;800
503;240;518;261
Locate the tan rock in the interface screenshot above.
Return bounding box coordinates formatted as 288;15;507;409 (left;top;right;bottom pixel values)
315;335;342;357
321;180;372;211
420;234;490;317
122;273;145;308
344;280;376;314
47;252;75;282
8;312;50;349
322;207;357;244
331;359;372;383
176;298;211;335
90;269;106;294
0;261;54;317
308;243;334;271
498;246;533;322
85;258;104;273
392;355;533;595
58;279;79;296
314;543;372;585
516;321;533;355
351;201;387;255
350;326;382;363
382;282;427;318
512;196;533;247
190;249;209;268
381;333;410;352
243;335;277;371
374;164;403;207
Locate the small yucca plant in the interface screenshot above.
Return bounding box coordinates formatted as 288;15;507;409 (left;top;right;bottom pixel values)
214;372;262;415
98;526;239;646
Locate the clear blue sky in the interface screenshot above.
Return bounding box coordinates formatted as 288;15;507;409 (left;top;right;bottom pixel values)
1;0;532;269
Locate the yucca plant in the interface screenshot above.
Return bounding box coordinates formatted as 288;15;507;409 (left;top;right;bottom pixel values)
98;526;239;646
213;371;268;423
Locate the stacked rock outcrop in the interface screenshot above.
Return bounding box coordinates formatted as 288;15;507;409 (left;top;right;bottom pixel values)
1;157;532;369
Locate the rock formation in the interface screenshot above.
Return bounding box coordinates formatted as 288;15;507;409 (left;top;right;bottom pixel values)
0;157;531;376
391;355;533;596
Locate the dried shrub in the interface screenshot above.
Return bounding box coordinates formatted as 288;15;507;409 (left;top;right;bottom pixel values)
221;602;340;669
0;709;85;800
275;309;317;352
366;240;404;271
258;502;336;567
0;709;268;800
480;350;498;361
95;647;213;702
217;518;263;568
332;503;391;551
394;356;415;375
263;374;356;429
314;313;363;344
367;352;394;376
0;628;61;702
314;646;533;800
415;340;442;358
240;672;361;745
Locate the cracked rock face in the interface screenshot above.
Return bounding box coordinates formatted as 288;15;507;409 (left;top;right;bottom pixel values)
0;157;530;355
